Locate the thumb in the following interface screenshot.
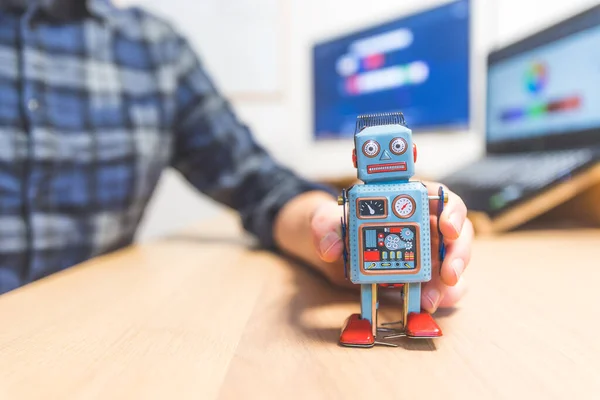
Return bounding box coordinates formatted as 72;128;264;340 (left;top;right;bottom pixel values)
310;200;344;263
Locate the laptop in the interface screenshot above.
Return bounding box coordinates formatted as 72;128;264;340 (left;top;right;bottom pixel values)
441;4;600;228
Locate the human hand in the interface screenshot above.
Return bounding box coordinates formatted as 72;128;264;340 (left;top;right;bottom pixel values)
310;182;473;313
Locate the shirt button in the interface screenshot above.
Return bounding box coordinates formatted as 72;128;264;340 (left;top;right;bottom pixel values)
28;99;39;111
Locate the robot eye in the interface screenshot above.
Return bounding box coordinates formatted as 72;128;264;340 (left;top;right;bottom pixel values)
362;140;380;158
390;138;408;155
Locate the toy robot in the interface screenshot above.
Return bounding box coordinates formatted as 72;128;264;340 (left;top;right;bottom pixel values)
338;112;448;348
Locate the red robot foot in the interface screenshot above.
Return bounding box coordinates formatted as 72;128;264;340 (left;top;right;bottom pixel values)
339;314;375;348
406;312;443;338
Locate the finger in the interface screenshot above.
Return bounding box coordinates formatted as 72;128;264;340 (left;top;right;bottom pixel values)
438;276;468;308
424;182;467;241
310;201;344;263
439;218;474;286
421;271;445;313
421;268;468;313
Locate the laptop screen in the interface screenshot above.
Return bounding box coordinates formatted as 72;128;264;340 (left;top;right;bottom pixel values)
486;6;600;151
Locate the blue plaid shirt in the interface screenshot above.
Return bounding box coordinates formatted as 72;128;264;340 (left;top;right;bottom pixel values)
0;0;332;294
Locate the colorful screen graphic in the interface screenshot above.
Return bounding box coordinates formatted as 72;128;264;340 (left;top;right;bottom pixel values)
312;0;470;138
487;25;600;143
525;62;548;94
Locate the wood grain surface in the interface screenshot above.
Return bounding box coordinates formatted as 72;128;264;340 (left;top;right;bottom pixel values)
0;214;599;399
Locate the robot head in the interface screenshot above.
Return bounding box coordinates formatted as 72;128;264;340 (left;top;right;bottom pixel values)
352;112;416;183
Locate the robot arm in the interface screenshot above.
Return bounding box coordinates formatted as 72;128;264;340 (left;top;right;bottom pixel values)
428;186;449;272
338;188;350;279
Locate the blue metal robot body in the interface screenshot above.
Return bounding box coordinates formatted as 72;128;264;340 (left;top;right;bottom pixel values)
338;113;444;348
347;182;431;286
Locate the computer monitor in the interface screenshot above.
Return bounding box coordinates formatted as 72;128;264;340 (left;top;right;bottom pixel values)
486;4;600;154
312;0;470;139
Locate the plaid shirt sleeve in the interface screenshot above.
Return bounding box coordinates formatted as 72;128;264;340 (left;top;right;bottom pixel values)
168;36;336;249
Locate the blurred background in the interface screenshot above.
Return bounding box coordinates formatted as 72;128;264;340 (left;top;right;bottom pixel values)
113;0;600;240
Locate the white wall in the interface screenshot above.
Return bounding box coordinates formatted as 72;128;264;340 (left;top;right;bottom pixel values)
122;0;599;240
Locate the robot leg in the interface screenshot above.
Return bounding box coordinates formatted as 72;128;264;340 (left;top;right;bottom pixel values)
360;284;374;323
404;282;443;338
405;282;421;314
338;284;377;348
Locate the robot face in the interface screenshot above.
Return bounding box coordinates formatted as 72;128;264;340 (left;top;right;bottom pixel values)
354;124;416;183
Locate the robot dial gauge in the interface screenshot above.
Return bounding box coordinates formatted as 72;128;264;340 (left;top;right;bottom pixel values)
357;198;387;218
392;195;416;218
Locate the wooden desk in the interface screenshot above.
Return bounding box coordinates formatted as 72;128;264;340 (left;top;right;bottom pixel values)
1;215;599;399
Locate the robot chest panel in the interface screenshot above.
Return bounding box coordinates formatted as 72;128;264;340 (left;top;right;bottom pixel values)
348;183;428;276
358;223;419;273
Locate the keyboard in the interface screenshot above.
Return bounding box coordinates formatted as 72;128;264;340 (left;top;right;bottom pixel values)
444;149;594;191
442;148;598;215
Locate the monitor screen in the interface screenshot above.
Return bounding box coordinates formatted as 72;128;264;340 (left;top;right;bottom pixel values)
487;11;600;145
312;0;470;139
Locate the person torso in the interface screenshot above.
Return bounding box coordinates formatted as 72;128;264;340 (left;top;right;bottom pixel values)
0;2;181;293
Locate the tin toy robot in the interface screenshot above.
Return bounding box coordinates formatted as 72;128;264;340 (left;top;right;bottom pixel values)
338;112;448;348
